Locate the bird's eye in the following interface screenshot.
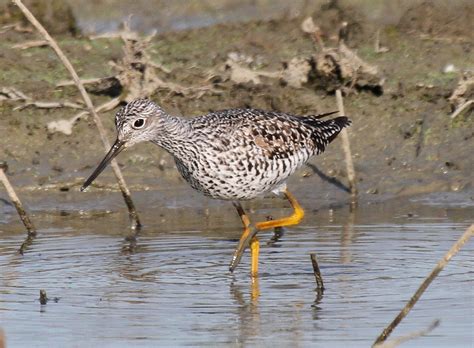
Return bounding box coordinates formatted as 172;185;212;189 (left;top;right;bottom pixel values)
132;118;145;129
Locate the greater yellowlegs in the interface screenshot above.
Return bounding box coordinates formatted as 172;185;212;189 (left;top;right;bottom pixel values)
81;99;351;276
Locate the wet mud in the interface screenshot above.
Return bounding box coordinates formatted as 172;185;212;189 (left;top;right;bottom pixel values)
0;0;472;204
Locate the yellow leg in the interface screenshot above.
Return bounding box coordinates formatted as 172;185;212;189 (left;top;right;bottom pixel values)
250;236;259;277
251;275;260;301
233;202;259;277
231;190;303;275
255;189;304;230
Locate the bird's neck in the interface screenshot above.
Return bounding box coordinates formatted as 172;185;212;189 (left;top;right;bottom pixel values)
150;114;193;154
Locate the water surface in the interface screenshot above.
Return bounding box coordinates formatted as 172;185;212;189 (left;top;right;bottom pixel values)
1;191;473;347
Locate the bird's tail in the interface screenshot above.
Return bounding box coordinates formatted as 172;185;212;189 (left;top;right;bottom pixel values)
304;115;352;154
310;110;339;119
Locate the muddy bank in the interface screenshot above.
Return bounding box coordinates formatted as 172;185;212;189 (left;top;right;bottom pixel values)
0;1;473;213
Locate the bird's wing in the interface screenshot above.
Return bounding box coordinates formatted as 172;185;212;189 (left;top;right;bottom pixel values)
192;109;350;159
237;111;316;160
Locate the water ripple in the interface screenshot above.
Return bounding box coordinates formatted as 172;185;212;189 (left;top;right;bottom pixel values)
0;203;473;347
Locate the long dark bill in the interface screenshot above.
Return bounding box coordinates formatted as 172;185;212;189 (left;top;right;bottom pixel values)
81;139;125;191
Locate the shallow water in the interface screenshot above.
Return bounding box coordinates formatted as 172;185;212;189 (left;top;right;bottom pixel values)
0;190;473;347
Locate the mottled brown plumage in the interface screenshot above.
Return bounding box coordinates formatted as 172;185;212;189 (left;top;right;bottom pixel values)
81;98;352;275
83;99;351;200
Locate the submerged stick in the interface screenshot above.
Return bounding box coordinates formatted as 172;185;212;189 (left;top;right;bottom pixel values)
18;234;35;255
373;224;474;346
310;253;325;291
374;319;440;348
0;167;36;236
39;289;48;305
12;0;141;229
336;90;357;205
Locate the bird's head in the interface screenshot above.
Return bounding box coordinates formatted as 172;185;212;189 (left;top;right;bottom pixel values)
81;98;165;191
115;98;167;147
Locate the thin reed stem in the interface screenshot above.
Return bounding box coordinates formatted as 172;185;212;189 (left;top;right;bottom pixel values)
12;0;141;229
373;224;474;346
335;89;357;205
310;253;325;291
0;167;36;236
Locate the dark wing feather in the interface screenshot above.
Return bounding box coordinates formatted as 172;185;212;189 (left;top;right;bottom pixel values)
245;113;313;160
310;110;339;119
301;116;352;154
192;109;351;159
239;111;351;159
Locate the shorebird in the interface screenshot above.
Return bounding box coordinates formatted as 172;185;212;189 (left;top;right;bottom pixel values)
81;98;351;276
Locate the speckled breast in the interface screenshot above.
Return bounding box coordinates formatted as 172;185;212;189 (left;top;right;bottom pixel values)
173;138;310;201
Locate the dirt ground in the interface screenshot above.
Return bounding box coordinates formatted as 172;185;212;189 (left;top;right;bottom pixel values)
0;1;473;206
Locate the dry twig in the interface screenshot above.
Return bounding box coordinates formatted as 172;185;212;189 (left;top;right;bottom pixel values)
0;86;30;101
47;97;120;135
373;224;474;346
1;86;82;111
301;17;324;49
0;166;36;237
56;77;106;87
336;90;357;204
224;59;281;85
58;21;213;103
13;0;141;229
14;100;83;111
450;99;473;120
374;320;440;348
0;23;16;34
374;29;389;54
12;39;48;50
0;22;32;34
301;18;384;94
449;71;474;114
